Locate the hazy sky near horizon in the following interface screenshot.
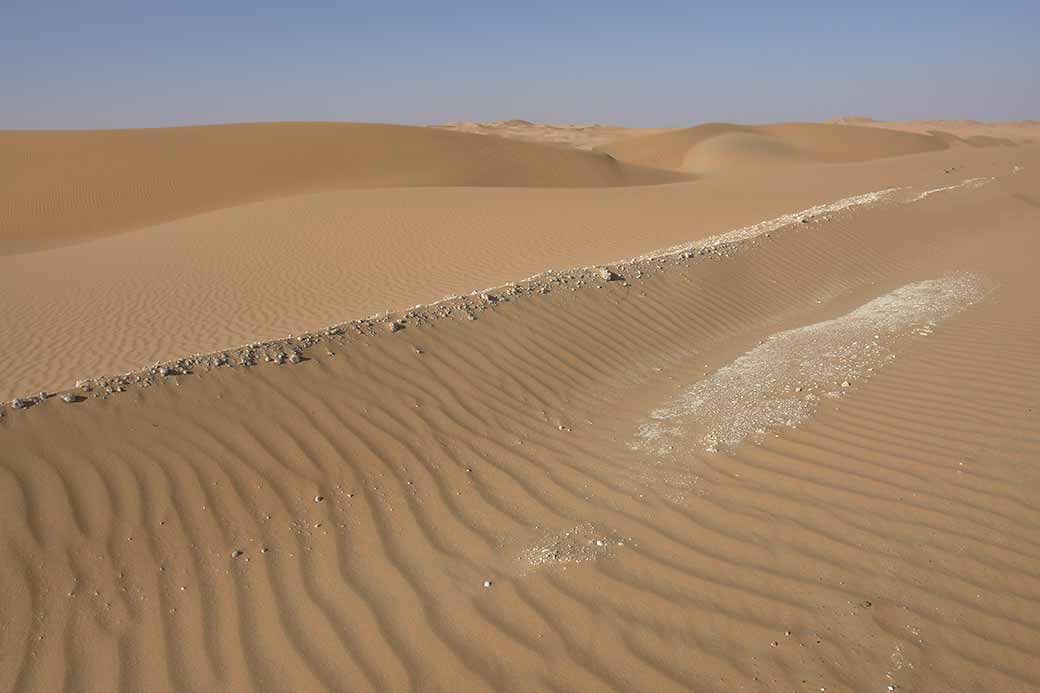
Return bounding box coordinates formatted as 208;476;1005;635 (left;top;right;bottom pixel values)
3;1;1038;129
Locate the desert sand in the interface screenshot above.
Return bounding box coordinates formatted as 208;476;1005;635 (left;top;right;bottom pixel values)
2;118;1039;692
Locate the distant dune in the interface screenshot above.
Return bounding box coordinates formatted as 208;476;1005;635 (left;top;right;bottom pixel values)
827;117;1040;145
829;115;880;125
0;122;683;253
599;122;949;173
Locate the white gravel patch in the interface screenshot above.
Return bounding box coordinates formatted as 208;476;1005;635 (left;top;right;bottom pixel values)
633;274;990;455
518;523;626;571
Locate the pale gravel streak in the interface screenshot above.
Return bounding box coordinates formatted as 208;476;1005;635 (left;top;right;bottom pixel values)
633;274;991;455
909;176;994;202
442;185;909;305
628;187;903;262
628;176;995;264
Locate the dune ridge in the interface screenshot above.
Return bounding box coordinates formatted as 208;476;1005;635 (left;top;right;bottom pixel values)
829;117;1040;143
2;161;1039;692
0;173;1006;408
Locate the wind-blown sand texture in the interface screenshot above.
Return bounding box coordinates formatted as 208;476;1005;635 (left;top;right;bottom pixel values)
2;120;1039;692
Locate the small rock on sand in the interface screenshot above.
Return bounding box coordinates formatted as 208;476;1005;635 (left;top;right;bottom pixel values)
598;267;621;281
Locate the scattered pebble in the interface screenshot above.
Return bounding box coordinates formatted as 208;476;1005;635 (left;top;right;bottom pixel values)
483;580;493;588
231;549;244;558
314;495;324;503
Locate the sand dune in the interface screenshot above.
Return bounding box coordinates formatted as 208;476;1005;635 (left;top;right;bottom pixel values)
2;152;1039;691
0;122;682;253
600;122;950;173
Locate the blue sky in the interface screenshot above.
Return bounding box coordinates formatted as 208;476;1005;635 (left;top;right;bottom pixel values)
3;1;1037;128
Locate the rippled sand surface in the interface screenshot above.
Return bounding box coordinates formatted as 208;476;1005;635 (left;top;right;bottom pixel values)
2;120;1039;692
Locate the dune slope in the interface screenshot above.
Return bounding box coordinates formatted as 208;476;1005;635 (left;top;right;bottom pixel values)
1;154;1038;692
0;122;683;252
